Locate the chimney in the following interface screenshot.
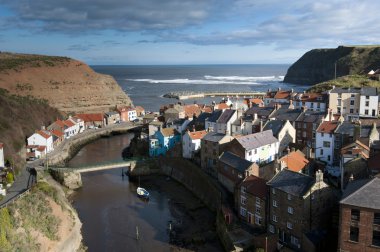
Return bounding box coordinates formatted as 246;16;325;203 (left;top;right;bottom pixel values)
302;106;307;112
254;113;258;120
316;169;324;182
289;100;294;110
291;88;294;93
278;87;281;91
328;109;333;121
193;125;196;132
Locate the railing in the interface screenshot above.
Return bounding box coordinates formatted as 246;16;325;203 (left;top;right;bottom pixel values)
0;188;31;209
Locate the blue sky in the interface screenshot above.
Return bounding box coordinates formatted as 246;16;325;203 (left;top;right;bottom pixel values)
0;0;379;65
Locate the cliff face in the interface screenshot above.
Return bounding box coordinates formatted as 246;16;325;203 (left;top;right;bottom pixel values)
284;46;380;85
0;52;133;113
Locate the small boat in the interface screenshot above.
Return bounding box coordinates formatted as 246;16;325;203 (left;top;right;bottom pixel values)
137;187;149;198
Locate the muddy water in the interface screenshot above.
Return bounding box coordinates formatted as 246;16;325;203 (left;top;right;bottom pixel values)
69;134;176;252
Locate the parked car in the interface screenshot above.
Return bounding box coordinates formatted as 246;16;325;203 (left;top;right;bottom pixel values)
133;119;140;123
27;157;37;161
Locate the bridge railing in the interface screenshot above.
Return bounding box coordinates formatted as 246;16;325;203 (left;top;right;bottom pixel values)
49;157;144;171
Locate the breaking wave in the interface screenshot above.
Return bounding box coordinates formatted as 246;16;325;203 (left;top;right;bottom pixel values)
126;75;283;85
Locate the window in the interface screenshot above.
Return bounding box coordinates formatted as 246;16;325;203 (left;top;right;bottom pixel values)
288;206;294;214
327;155;331;161
338;100;341;106
337;107;341;114
351;94;355;98
350;226;359;242
287;222;293;229
303;123;307;129
287;194;292;200
273;215;278;222
241;186;246;194
373;230;380;247
273;200;278;207
272;188;276;194
350;100;355;106
248;150;252;156
374;213;380;225
256;198;261;205
241;196;247;205
351;209;360;221
350;109;354;114
291;236;299;246
255;215;262;226
323;141;330;148
240;207;247;217
373;110;376;117
254;149;257;154
238;173;243;179
365;109;369;115
256;207;261;214
321;133;324;137
366;101;369;107
269;225;275;233
302;131;306;137
366;96;370;99
320;149;323;155
338;94;342;98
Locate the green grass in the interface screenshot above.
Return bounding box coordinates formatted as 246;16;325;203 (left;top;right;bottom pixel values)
307;75;380;93
0;53;70;72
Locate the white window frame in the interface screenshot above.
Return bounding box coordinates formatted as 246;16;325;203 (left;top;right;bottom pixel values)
269;224;275;233
241;196;247;205
288;206;294;214
273;200;278;207
273;215;278;222
287;221;293;229
240;207;247;217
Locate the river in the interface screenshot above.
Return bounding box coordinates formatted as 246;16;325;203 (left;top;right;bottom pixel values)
69;133;222;252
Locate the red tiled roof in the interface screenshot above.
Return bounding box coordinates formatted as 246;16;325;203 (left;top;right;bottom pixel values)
55;120;65;128
117;106;136;113
188;130;207;140
37;130;51;139
135;106;145;112
240;175;268;199
63;119;75;127
76;113;104;122
316;121;339;133
280;151;309;173
37;146;46;152
184;104;201;118
216;103;229;110
274;90;291;99
50;129;64;138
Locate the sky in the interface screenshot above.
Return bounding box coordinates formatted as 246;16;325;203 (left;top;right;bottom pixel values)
0;0;379;65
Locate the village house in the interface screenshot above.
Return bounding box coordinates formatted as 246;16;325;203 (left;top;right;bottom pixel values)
216;109;238;135
26;145;47;159
149;128;181;157
182;130;207;159
236;175;268;231
50;129;64;147
27;129;54;154
269;105;304;128
0;143;4;168
143;113;157;124
167;118;191;134
292;92;328;112
148;120;163;138
104;111;121;125
339;177;380;251
315;119;340;165
70;116;85;133
244;98;265;108
48;119;77;139
117;106;137;122
205;109;223;131
184;104;202;120
227;130;279;165
245;106;275;124
263;120;295;155
340;140;370;189
295;110;325;152
267;169;335;251
187;112;212;131
264;89;294;106
76;113;105;129
201;131;234;178
329;87;379;120
231;116;253;136
217;151;257;193
279;150;310;174
135;106;145;117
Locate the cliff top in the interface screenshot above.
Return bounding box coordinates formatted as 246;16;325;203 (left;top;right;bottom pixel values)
307;75;380;93
0;52;71;72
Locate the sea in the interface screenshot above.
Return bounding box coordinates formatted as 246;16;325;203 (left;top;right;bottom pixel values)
91;64;308;112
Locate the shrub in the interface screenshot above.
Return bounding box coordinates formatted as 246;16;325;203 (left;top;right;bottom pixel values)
6;172;14;184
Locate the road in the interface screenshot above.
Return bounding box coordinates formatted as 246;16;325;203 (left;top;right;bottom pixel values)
0;121;142;208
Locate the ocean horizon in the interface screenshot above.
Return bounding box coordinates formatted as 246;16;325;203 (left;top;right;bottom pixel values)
91;64;308;111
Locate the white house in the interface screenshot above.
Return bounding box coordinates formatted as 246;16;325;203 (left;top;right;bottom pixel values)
263;120;296;155
359;88;379;117
205;110;223;132
0;143;4;168
27;130;54;154
216;109;237;135
48;119;79;139
315;120;339;165
70;116;85;133
182;130;207;159
292;92;328;112
229;130;279;164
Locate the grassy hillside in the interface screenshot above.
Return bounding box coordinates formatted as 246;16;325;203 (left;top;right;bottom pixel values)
284;45;380;85
0;88;61;170
307;75;380;93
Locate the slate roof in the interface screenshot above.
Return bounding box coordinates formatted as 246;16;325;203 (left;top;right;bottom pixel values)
330;87;361;94
360;87;377;96
335;122;355;136
167;118;187;126
340;177;380;209
196;112;212;123
105;111;119;116
270;107;303;122
245;107;274;118
217;109;236;124
235;130;278;150
202;132;226;142
240;175;268;199
165;108;179;114
296;111;325;123
219;151;253;173
206;110;223;123
263;120;285;136
267;169;315;197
